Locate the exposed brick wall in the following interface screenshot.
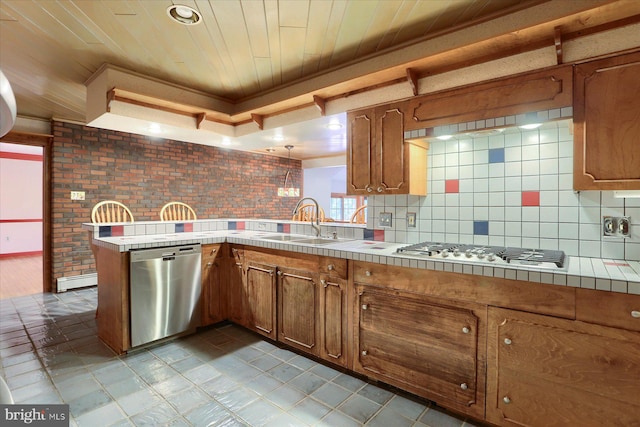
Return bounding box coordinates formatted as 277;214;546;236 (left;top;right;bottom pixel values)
51;121;302;280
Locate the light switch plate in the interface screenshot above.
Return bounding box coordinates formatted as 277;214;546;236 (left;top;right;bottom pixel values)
379;212;392;227
407;212;417;228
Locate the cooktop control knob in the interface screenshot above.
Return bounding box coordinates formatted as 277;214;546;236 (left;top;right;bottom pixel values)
453;248;460;257
487;253;495;261
477;252;485;259
441;249;449;257
465;249;473;258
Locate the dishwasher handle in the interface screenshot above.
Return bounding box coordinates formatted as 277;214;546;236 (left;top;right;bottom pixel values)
162;256;176;261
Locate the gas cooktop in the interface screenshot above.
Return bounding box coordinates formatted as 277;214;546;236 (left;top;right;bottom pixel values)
396;242;567;270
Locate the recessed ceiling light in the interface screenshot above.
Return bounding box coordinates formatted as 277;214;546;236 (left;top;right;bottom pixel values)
272;135;285;142
221;137;231;146
436;135;453;140
167;5;201;25
148;123;162;133
326;123;342;130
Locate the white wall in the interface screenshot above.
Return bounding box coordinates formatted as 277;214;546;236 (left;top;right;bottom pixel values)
303;166;347;218
0;143;43;255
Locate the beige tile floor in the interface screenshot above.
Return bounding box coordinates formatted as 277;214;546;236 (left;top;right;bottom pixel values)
0;288;483;426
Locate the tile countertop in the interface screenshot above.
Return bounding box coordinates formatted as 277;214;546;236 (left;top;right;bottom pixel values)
87;228;640;295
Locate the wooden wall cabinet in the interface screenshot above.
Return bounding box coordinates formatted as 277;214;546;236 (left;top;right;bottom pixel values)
353;285;486;419
487;307;640;427
201;244;223;326
573;51;640;190
347;103;427;196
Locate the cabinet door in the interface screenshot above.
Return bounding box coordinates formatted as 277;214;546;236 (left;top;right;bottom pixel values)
319;275;347;367
347;109;374;195
355;286;483;418
277;266;319;355
574;51;640;190
246;261;277;340
487;307;640;427
374;105;406;194
227;247;248;326
201;244;223;326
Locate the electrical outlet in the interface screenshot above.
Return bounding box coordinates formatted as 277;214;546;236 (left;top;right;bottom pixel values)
603;216;631;238
257;222;267;231
379;212;392;227
70;191;85;201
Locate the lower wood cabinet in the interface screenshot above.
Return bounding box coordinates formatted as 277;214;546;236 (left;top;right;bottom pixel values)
201;244;223;326
245;260;277;340
319;274;348;367
277;266;320;355
227;246;248;327
486;307;640;427
353;285;486;419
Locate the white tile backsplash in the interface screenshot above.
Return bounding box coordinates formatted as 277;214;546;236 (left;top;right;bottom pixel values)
369;118;639;261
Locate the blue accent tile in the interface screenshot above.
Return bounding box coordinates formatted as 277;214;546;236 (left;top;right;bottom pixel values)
473;221;489;236
489;148;505;163
228;221;237;230
364;229;375;240
277;223;283;233
98;226;111;237
175;223;184;233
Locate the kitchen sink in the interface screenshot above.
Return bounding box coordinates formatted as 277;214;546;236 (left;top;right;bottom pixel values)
293;238;342;245
258;234;303;241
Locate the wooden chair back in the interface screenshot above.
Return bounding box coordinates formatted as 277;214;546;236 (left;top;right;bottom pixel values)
350;205;367;224
91;201;134;223
292;203;325;222
160;201;197;221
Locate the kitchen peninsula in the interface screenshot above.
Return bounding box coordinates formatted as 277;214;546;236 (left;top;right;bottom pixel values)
84;218;640;427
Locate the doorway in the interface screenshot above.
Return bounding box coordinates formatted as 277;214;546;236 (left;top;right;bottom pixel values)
0;133;52;298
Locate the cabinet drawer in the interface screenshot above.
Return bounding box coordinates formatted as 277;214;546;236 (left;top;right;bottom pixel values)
319;257;347;279
576;289;640;332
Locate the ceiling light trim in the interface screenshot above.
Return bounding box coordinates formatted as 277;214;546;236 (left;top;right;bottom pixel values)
167;5;202;25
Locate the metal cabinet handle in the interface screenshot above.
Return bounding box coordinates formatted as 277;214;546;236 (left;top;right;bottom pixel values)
277;271;283;276
321;279;327;287
504;338;512;345
327;264;335;271
361;350;368;356
365;270;372;276
206;262;213;267
210;249;216;254
362;304;368;310
503;396;511;404
377;186;384;193
460;383;468;390
366;186;373;193
631;310;640;319
462;327;470;334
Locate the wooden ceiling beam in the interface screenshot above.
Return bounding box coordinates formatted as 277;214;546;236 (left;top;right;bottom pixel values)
406;68;419;96
251;113;264;130
554;27;563;64
313;95;326;116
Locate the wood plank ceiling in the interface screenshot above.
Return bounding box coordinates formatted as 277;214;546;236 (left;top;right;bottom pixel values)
1;0;638;159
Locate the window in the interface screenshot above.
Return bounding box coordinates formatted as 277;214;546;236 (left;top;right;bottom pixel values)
329;194;366;222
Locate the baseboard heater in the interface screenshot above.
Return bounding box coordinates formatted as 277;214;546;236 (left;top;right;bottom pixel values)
56;273;97;292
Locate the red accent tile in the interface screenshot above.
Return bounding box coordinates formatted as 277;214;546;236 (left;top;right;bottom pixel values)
283;224;290;233
604;261;630;267
111;225;124;236
445;179;459;193
374;230;385;241
236;222;245;230
184;223;193;232
522;191;540;206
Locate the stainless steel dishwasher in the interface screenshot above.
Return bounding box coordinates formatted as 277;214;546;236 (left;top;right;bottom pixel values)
130;244;202;348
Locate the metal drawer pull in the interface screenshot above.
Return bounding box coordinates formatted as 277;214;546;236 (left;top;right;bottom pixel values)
277;271;283;276
365;270;372;276
460;383;468;390
462;327;470;334
321;279;327;287
206;262;213;267
503;396;511;404
504;338;512;345
632;310;640;318
362;304;368;310
327;264;335;271
361;350;368;356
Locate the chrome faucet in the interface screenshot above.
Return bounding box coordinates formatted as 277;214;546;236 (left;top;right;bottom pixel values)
292;197;321;237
